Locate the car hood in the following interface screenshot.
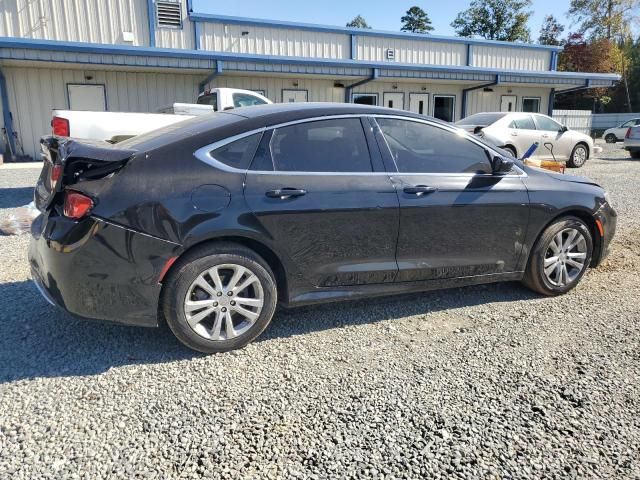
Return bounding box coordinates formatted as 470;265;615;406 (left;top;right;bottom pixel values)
541;169;601;187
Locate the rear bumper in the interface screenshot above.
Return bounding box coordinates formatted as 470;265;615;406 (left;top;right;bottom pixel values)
592;201;617;266
29;211;180;327
624;140;640;151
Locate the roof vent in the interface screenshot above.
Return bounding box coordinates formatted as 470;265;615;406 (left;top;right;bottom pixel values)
156;1;182;28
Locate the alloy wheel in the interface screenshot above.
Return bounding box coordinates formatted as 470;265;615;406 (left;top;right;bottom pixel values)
184;263;264;341
543;228;588;287
572;145;587;166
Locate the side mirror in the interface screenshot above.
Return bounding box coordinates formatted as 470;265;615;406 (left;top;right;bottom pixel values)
492;155;514;174
560;125;568;133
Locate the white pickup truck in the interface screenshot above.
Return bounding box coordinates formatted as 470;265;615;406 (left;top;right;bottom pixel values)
51;88;271;143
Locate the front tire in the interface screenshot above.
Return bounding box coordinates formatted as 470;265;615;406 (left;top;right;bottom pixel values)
567;143;589;168
630;150;640;159
162;244;277;354
522;217;593;296
503;145;517;158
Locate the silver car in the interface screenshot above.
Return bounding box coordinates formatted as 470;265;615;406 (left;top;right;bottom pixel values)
456;112;596;168
603;118;640;143
624;125;640;158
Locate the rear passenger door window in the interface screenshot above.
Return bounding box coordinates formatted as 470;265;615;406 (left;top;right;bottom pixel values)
268;118;373;172
376;118;491;174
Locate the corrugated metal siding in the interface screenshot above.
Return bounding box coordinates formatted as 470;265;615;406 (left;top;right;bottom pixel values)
203;76;345;103
356;36;465;66
155;0;194;50
472;45;550;71
0;0;150;46
3;66;200;158
466;86;549;115
199;22;349;59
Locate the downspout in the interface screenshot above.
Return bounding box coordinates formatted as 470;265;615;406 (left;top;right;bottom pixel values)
460;74;500;119
344;68;379;103
147;0;156;48
547;88;555;116
199;60;223;94
0;69;17;157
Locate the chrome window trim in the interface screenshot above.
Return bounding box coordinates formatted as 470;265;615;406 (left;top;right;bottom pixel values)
193;113;526;178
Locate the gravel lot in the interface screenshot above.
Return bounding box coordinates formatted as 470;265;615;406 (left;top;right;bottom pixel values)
1;144;639;479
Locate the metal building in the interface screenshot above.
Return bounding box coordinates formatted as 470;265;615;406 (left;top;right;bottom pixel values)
0;0;620;159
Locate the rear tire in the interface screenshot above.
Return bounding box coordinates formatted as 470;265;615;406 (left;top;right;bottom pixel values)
522;216;593;296
567;143;589;168
630;150;640;159
604;134;617;144
162;243;277;354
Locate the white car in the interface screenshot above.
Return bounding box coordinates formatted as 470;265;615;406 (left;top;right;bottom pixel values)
455;112;598;168
624;125;640;158
603;118;640;143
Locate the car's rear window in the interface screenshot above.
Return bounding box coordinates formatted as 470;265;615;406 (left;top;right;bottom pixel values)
456;113;507;126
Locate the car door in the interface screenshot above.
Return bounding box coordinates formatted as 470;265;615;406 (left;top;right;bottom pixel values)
372;116;529;282
506;114;540;158
243;116;400;287
533;114;572;160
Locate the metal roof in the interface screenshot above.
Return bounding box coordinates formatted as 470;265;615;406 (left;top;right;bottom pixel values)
0;37;620;87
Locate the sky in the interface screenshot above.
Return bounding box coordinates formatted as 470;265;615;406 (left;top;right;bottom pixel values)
192;0;575;41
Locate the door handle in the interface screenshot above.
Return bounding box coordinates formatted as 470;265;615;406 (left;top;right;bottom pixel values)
265;188;307;199
542;134;550;138
403;185;437;196
511;132;518;136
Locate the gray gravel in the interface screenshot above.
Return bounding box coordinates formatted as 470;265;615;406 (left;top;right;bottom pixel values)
1;143;639;479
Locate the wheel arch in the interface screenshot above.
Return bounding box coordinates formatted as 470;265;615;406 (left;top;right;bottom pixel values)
160;234;290;304
528;208;602;268
575;141;590;158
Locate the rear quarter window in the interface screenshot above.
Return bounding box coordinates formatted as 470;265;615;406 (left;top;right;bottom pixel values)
210;133;262;170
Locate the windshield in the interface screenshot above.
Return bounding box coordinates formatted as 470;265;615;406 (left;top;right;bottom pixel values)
456;113;507;126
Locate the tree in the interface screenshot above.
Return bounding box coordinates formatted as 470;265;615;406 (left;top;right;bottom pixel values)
401;6;434;33
346;15;371;29
567;0;639;40
555;33;625;111
538;15;565;45
451;0;533;42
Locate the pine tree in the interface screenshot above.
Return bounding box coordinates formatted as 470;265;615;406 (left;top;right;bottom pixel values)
346;15;371;29
538;15;565;45
400;7;434;34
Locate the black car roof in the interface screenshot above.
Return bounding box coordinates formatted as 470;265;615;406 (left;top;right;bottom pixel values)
119;102;452;153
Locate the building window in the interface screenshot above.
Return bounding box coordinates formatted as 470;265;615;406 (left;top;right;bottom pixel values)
522;97;541;113
352;93;377;106
156;1;183;29
433;95;456;122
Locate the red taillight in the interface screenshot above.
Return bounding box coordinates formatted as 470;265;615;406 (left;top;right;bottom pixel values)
50;164;62;183
52;116;70;136
626;128;632;139
63;191;94;219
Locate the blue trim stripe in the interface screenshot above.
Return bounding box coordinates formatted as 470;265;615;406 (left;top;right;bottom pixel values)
0;37;620;83
189;12;563;52
0;69;16;155
350;34;356;60
194;21;200;50
146;0;155;48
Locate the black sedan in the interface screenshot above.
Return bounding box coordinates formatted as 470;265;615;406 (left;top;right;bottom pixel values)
29;103;617;353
